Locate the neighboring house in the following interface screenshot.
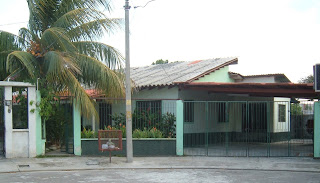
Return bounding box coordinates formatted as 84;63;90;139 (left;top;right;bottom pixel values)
80;57;317;157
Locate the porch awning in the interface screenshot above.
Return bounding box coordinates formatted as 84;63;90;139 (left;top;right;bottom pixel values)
180;82;319;98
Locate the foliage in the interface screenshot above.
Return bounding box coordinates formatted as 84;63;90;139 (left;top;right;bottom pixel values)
81;128;98;138
0;0;125;118
152;59;169;65
161;112;176;138
45;103;73;146
132;127;163;138
104;124;126;138
298;75;314;84
112;111;176;138
13;88;29;129
291;103;303;115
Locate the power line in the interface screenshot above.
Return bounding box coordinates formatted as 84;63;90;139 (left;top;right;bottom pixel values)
0;21;28;27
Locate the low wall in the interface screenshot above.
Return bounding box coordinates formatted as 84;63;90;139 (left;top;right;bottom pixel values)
82;138;176;156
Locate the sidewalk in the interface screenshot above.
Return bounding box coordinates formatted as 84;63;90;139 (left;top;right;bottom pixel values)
0;156;320;173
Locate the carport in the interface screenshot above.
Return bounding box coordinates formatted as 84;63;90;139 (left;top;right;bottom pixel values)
179;82;320;157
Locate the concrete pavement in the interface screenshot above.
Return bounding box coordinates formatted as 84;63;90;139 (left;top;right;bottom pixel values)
0;156;320;174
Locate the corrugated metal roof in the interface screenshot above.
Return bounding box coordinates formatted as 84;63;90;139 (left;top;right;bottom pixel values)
131;57;238;88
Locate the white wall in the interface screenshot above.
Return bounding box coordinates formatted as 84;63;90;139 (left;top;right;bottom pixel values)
12;130;29;157
239;76;275;83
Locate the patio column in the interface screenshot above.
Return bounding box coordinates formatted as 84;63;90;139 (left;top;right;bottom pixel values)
73;101;81;156
28;86;37;157
176;100;183;156
36;90;44;155
314;102;320;158
4;86;12;158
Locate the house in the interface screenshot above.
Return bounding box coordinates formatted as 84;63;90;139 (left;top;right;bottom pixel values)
1;58;319;158
80;57;317;157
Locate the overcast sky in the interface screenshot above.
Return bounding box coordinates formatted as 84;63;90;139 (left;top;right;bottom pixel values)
1;0;320;82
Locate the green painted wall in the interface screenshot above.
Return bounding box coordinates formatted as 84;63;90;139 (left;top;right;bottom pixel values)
73;101;81;156
194;66;234;83
176;100;183;155
36;91;44;155
314;102;320;158
82;139;176;156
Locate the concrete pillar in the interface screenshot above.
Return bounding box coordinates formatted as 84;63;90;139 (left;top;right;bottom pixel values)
28;86;37;157
314;102;320;158
176;100;183;156
35;90;44;155
4;86;12;158
73;101;81;156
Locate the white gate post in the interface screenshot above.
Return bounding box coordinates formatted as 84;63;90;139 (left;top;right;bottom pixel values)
4;86;12;158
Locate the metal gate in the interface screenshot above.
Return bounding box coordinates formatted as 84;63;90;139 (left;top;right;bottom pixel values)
0;87;4;156
183;101;314;157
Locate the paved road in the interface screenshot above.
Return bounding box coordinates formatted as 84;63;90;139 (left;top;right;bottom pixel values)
1;168;320;183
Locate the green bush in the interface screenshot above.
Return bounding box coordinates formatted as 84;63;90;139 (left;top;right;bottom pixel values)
81;128;98;138
132;128;163;138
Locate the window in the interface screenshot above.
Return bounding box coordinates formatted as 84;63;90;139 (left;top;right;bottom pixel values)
184;101;194;123
278;104;286;122
99;102;112;129
12;87;28;129
136;100;161;114
217;102;226;123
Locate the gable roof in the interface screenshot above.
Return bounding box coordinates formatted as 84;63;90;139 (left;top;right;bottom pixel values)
130;57;238;88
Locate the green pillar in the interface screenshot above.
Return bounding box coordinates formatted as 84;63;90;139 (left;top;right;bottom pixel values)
314;102;320;158
176;100;183;156
73;101;81;156
36;91;44;155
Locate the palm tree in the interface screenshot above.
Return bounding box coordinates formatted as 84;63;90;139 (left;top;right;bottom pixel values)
0;0;125;117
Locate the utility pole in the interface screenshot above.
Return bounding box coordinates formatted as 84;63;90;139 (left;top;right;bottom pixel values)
124;0;133;163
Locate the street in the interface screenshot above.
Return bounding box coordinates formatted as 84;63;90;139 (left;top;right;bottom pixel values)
1;168;320;183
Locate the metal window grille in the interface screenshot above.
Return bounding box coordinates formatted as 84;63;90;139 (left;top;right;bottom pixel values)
278;104;286;122
99;102;112;129
217;102;226;123
184;101;194;122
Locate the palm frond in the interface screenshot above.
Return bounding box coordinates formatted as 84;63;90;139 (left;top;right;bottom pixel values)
76;54;125;98
41;27;77;53
67;18;122;41
6;51;37;78
55;0;113;18
44;51;98;118
53;8;106;29
73;41;124;70
19;27;40;43
0;30;28;51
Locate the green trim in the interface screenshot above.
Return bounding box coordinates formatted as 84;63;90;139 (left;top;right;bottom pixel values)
73;101;82;156
176;100;183;155
314;102;320;158
35;91;44;155
81;138;176;141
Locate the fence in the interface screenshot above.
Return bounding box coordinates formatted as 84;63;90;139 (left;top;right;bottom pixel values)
81;99;177;138
183;100;314;157
0;87;4;155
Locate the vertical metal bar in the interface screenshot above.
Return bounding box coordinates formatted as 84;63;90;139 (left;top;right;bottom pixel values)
226;102;229;156
246;101;249;157
267;101;270;157
205;102;208;156
288;101;291;157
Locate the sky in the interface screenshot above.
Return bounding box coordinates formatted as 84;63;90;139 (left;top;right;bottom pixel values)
1;0;320;83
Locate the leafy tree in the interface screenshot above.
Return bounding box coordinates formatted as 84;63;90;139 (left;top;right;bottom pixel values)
0;0;125;117
152;59;168;65
298;75;314;84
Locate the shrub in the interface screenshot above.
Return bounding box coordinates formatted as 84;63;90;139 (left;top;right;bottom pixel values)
81;128;98;138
